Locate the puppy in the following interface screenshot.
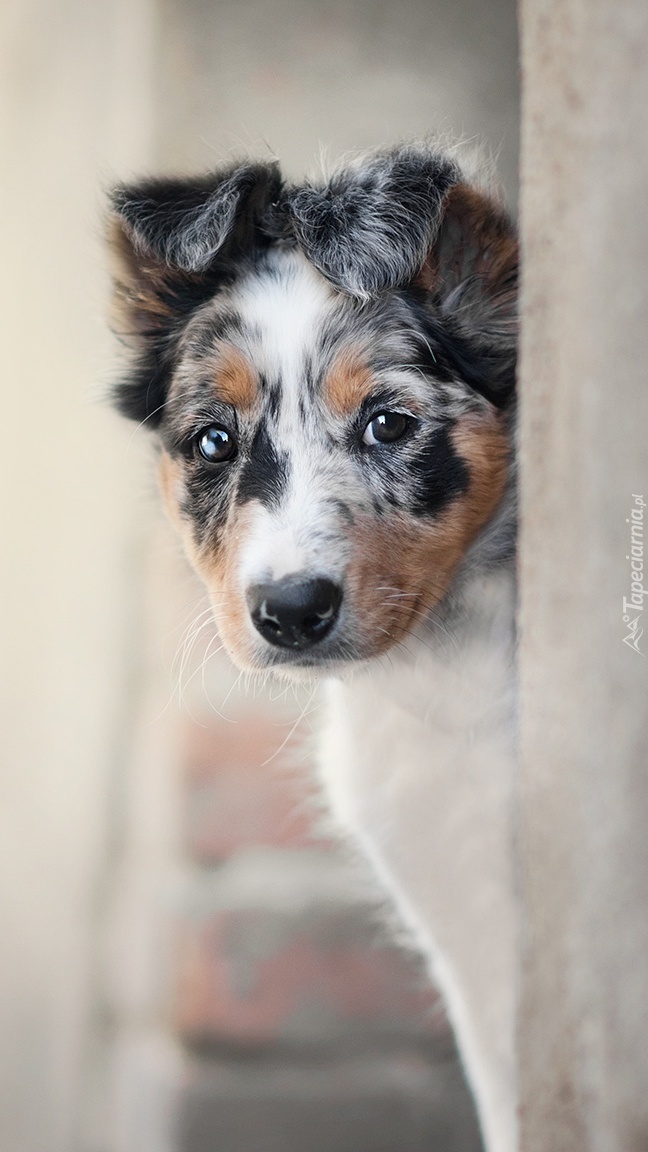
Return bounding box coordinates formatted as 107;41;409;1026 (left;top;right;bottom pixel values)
108;143;518;1152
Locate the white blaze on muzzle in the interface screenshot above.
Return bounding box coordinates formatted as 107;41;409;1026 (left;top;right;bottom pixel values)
236;492;349;593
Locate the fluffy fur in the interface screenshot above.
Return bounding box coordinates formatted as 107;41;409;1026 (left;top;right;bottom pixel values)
108;142;519;1152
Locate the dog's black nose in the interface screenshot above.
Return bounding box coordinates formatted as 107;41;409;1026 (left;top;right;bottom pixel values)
247;577;342;650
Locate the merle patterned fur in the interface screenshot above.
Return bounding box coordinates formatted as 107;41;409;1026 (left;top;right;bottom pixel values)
109;142;517;563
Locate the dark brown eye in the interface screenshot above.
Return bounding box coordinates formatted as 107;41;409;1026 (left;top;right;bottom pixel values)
196;425;237;463
362;411;411;446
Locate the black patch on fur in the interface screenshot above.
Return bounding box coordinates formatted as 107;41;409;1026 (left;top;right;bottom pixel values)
265;381;281;420
410;423;470;517
114;336;175;426
402;289;516;409
184;463;232;507
431;320;515;409
282;145;459;298
113;312;246;428
330;499;355;526
180;460;236;551
112;162;282;272
188;310;245;356
236;422;288;509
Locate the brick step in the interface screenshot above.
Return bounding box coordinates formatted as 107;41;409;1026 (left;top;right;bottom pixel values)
173;848;451;1049
182;712;329;860
179;1051;482;1152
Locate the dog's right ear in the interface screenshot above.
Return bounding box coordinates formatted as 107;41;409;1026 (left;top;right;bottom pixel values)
108;161;281;424
283;144;460;299
413;182;518;409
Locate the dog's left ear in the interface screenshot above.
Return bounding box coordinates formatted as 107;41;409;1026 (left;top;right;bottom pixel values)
415;183;518;408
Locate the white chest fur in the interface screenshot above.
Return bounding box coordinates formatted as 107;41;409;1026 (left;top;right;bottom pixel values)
317;568;518;1152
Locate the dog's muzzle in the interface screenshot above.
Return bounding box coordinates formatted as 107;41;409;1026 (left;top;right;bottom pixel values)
246;576;342;651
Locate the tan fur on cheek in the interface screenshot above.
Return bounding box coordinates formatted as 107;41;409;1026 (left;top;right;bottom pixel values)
158;455;265;669
450;412;510;536
158;452;187;535
159;452;224;588
346;411;510;653
203;502;278;670
198;503;273;670
346;513;466;653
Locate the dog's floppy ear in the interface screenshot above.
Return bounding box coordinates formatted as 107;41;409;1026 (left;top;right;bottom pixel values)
283;144;460;299
110;161;282;336
416;183;518;407
108;161;282;423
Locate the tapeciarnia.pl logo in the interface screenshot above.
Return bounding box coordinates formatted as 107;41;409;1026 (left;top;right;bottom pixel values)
622;494;645;655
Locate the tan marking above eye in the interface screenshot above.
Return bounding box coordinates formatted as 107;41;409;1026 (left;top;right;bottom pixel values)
212;343;259;411
322;348;378;416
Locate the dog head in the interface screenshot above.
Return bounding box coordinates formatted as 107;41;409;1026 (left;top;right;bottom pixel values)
109;145;517;675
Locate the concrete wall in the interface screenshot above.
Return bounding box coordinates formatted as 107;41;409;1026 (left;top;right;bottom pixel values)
518;2;648;1148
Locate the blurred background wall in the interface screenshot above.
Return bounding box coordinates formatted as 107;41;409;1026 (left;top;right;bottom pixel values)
0;2;519;1150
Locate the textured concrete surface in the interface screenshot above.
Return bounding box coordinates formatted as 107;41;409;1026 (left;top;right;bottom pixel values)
519;1;648;1148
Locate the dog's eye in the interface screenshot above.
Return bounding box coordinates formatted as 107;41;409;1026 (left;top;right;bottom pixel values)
362;411;411;446
196;425;238;463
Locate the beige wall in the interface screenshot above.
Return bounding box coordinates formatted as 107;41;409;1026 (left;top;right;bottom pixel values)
155;0;519;194
0;2;156;1149
518;1;648;1148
